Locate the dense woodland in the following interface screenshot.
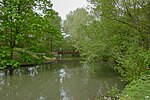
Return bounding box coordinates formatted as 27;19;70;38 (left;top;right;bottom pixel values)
0;0;150;99
64;0;150;82
0;0;63;68
63;0;150;99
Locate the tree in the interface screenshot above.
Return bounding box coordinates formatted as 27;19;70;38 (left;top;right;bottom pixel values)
0;0;62;69
63;8;94;52
63;0;150;82
88;0;150;49
87;0;150;82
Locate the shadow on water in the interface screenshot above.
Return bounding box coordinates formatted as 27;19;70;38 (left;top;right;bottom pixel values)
0;60;125;100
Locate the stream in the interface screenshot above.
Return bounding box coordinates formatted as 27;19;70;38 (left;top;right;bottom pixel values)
0;60;124;100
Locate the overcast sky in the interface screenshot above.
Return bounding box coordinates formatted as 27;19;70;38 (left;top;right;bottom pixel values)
50;0;88;20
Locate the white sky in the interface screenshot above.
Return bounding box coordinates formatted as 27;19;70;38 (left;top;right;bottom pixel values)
50;0;88;20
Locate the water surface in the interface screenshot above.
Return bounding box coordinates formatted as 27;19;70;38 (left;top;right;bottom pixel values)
0;61;124;100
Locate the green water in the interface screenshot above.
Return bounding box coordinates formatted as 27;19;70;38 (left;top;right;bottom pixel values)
0;61;124;100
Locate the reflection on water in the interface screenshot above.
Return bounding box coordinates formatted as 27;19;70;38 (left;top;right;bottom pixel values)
0;61;124;100
0;72;5;91
28;66;39;77
59;68;70;100
59;68;66;83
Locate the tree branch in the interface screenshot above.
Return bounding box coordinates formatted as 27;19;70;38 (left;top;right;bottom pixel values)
100;14;142;33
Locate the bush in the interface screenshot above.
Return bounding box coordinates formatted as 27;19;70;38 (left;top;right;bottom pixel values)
120;75;150;100
115;48;150;82
0;47;20;69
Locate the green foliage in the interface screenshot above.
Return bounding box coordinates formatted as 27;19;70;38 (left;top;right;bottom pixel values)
1;59;20;69
63;0;150;82
14;48;44;64
115;47;150;82
63;0;150;99
120;75;150;100
96;82;120;100
0;0;62;69
20;52;41;64
105;84;120;99
0;47;20;69
63;8;94;50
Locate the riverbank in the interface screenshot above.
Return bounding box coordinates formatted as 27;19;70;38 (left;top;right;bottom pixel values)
120;75;150;100
94;60;150;100
96;74;150;100
0;56;84;70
